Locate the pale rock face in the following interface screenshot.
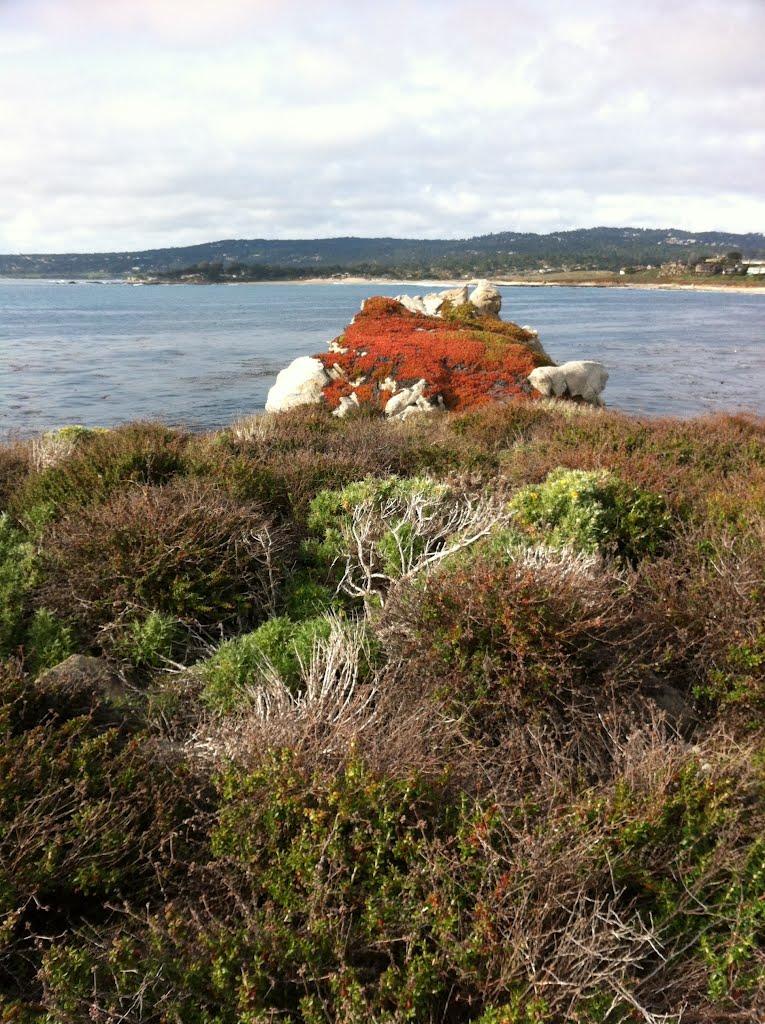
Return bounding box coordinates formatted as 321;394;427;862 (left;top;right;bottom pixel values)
265;356;329;413
396;294;427;315
327;364;345;382
396;284;470;317
469;280;502;315
435;284;469;310
422;292;446;316
400;402;436;421
528;361;609;404
333;392;360;418
384;379;427;418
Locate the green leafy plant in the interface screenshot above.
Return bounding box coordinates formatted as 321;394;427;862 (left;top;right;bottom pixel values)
109;610;184;668
509;467;670;560
201;615;333;711
24;608;75;674
307;475;450;570
0;513;35;655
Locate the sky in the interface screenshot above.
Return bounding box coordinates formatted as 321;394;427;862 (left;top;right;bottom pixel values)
0;0;763;252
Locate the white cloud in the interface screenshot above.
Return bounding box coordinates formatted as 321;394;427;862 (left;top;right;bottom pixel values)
0;0;763;250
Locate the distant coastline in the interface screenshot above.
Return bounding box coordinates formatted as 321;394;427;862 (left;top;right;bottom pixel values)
2;274;764;294
137;274;765;294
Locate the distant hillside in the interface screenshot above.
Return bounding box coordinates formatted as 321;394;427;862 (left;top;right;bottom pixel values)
1;226;764;278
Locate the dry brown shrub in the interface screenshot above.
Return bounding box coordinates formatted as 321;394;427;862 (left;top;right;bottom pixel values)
497;411;765;514
11;421;191;521
38;478;292;642
376;546;645;745
0;441;31;511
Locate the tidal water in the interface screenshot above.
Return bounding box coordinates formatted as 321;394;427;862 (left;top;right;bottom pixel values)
2;279;764;437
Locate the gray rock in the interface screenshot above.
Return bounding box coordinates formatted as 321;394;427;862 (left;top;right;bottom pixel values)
35;654;127;721
650;683;696;734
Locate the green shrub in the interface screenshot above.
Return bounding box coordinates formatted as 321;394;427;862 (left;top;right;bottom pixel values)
109;610;184;668
24;608;75;674
509;467;670;560
202;615;332;712
0;513;35;656
31;424;103;473
0;442;30;512
280;572;338;620
0;658;204;1002
38;755;497;1021
590;748;765;1007
307;475;449;571
380;548;618;732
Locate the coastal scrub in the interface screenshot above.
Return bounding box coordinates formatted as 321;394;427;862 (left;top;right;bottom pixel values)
0;399;763;1021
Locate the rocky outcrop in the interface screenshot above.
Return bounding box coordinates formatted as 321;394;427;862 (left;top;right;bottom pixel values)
527;361;609;404
264;283;608;418
318;294;548;414
34;655;127;724
265;356;330;413
395;280;500;319
381;379;444;420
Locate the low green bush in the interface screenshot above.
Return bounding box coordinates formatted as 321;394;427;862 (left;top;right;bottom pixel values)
38;754;499;1021
12;421;190;526
0;658;205;1002
23;608;75;674
109;610;184;669
280;572;338;620
0;513;35;656
509;467;670;560
589;748;765;1007
202;614;332;712
307;475;450;572
380;547;621;734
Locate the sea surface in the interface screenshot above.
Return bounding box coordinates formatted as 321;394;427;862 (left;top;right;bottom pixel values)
2;279;764;436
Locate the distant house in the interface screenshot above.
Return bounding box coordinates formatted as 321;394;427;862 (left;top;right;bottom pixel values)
659;261;687;277
694;258;723;276
744;260;765;276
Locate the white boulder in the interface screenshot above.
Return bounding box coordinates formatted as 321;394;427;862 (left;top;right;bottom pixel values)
384;379;427;418
396;294;427;314
333;392;360;418
528;361;609;404
469;280;502;315
396;285;469;318
400;402;437;421
265;356;329;413
423;285;469;315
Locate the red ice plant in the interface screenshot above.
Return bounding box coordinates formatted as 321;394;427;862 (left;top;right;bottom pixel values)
316;297;550;412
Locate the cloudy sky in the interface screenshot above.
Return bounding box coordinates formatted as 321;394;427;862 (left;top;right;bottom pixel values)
1;0;763;252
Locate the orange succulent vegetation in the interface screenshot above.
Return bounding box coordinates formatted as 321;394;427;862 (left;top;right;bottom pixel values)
316;297;549;412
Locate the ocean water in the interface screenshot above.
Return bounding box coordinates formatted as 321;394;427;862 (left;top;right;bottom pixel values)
2;279;764;437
